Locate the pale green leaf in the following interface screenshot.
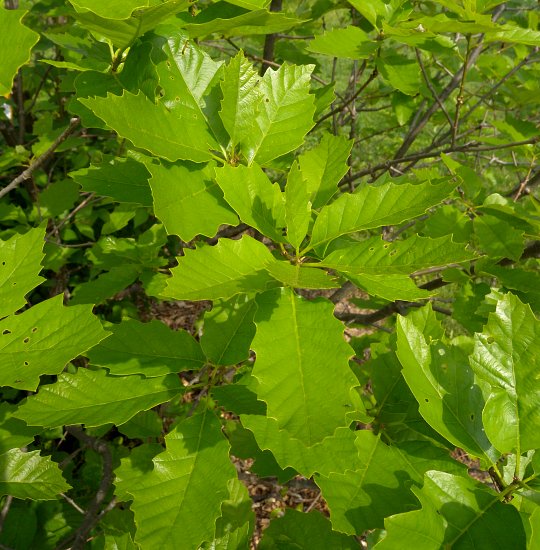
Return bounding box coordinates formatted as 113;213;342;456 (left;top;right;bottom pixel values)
0;9;40;96
129;409;237;550
308;26;379;59
345;272;433;301
317;431;464;535
266;261;339;289
72;0;192;48
164;236;276;301
347;0;392;28
377;54;422;96
474;214;525;261
225;0;270;8
69;157;152;206
259;510;357;549
396;305;497;462
320;234;475;274
80;91;218;163
0;449;70;500
243;63;316;165
298;133;353;208
285;160;311;250
214;163;285;241
487;25;540;46
0;295;108;391
88;319;205;376
0;227;45;319
148;161;237;241
251;288;357;445
309;180;455;255
68;0;150;19
0;402;38;455
470;293;540;454
219;50;263;149
15;368;183;428
377;471;526;549
200;296;256;366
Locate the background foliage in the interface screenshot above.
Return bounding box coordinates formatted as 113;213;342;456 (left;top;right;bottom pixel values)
1;0;540;548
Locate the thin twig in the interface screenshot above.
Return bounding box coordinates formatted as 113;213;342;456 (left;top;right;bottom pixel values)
0;496;13;535
0;117;80;200
452;34;472;147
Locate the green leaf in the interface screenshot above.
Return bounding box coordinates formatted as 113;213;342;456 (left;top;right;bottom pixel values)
15;368;183;428
129;409;237;550
298;133;353;209
308;26;379;59
148;161;237;241
377;471;526;549
0;9;40;96
316;431;464;535
309;180;455;255
259;510;358;549
118;410;163;439
481;265;540;311
251;288;357;445
0;449;70;500
39;179;80;217
88;319;205;376
200;296;256;366
72;0;192;48
285;160;311;250
69;157;152;206
0;402;38;455
345;272;433;302
68;0;151;19
80;91;218;163
396;305;497;462
487;25;540;46
0;227;45;319
266;261;340;289
70;265;141;305
219;50;263;150
474;214;525;261
214;163;285;241
347;0;392;28
320;234;475;274
164;236;277;301
242;63;316;165
377;54;422;96
0;295;108;391
470;293;540;454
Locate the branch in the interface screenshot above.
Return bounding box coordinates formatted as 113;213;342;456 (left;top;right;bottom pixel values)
56;425;114;550
260;0;282;75
0;117;80;201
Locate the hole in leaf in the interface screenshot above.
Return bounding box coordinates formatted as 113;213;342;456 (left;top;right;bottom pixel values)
389;250;397;256
12;282;16;286
32;327;37;333
2;329;11;335
369;247;374;251
487;336;495;344
24;361;29;366
23;337;30;344
425;398;429;402
1;261;5;266
470;414;474;421
383;244;389;249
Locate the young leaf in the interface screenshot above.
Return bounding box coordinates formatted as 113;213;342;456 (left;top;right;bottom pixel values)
0;226;45;319
0;449;70;500
148;161;238;241
68;0;151;19
242;63;316;165
15;368;183;428
266;261;339;289
345;272;433;302
0;9;40;96
259;510;358;549
298;133;353;208
164;235;276;301
219;50;263;150
128;409;237;550
396;305;497;462
377;54;422;96
200;296;256;366
309;180;455;255
470;293;540;454
79;92;218;163
214;163;285;241
88;319;205;376
320;234;475;274
0;295;108;391
377;471;526;549
285;160;311;250
251;288;357;446
307;26;379;59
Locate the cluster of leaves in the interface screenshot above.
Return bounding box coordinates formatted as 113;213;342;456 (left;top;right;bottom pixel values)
1;0;540;548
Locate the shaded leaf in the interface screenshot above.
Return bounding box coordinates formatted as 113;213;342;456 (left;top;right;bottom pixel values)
474;214;525;261
345;272;433;301
285;160;311;250
266;261;339;289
